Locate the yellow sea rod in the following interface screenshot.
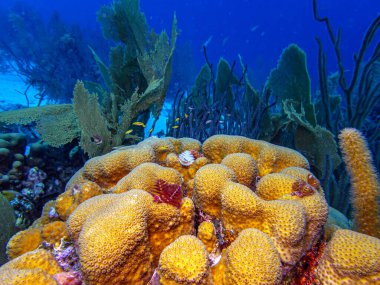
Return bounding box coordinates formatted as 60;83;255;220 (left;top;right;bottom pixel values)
339;128;380;238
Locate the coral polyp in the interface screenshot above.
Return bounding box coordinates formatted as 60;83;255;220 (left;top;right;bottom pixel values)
1;135;379;284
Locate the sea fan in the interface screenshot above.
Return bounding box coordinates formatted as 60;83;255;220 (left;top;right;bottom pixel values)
151;179;183;208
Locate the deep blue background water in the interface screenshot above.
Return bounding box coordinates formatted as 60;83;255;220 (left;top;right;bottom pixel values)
0;0;379;91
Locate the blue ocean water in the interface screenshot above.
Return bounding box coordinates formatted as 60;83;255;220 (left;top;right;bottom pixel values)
0;0;378;90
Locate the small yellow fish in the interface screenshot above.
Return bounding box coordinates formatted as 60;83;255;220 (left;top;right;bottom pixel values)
184;114;189;118
175;117;180;122
132;122;146;127
125;129;133;134
172;125;179;129
157;146;169;152
149;128;153;133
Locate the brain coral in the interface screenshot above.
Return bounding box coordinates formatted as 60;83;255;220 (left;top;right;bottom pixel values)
0;134;379;285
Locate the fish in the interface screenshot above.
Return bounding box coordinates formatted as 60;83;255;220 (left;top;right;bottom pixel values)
132;122;146;127
125;129;133;134
24;145;31;157
188;106;195;110
222;37;229;46
205;120;212;124
91;135;103;145
149;128;153;133
172;125;179;129
203;35;213;47
250;25;259;32
157;146;170;152
175;117;180;122
184;114;189;119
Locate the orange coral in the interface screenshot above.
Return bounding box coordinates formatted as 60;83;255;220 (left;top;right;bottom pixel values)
0;249;63;284
111;162;183;194
197;221;218;253
2;134;379;284
193;163;328;265
202;135;309;176
55;180;103;221
316;229;380;284
157;235;212;285
41;221;68;246
67;190;194;284
6;228;42;260
221;228;282;285
339;128;380;238
82;145;155;189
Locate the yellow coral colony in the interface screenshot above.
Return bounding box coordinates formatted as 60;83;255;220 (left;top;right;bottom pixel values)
339;128;380;238
1;134;380;284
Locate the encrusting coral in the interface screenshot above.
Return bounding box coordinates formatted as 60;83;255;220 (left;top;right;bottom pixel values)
339;128;380;238
1;134;380;284
0;248;63;284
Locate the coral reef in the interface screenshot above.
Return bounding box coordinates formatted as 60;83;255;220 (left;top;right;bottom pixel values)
0;193;16;265
0;132;81;229
0;133;27;187
67;190;194;284
339;128;380;238
0;0;177;158
0;134;379;284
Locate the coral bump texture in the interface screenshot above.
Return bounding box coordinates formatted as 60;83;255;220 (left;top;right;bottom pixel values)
1;135;380;284
339;128;380;238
